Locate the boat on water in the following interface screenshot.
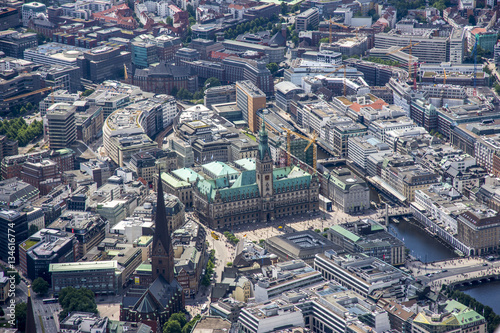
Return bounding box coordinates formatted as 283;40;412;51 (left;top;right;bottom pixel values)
392;218;400;224
403;216;410;222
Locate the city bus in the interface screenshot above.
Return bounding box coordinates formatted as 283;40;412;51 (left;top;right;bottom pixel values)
42;298;58;304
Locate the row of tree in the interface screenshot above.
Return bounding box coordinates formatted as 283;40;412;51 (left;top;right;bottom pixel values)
201;249;216;287
163;313;201;333
172;77;222;102
223;231;239;245
224;16;280;40
0;117;43;147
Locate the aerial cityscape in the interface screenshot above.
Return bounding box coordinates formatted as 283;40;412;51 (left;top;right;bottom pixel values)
0;0;500;332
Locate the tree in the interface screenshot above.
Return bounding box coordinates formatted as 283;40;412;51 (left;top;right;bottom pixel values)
170;86;179;97
169;313;187;328
164;320;182;333
58;287;98;320
166;16;173;25
81;89;94;97
280;1;288;15
176;88;193;100
468;14;476;25
29;224;38;236
186;4;195;17
319;37;330;44
495;83;500;94
32;277;49;295
193;90;204;100
15;302;27;331
204;77;221;89
266;63;279;74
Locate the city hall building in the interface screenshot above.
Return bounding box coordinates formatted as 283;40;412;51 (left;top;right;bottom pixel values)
193;122;320;229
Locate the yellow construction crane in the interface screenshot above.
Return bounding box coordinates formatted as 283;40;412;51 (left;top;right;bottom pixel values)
354;25;366;39
386;41;421;80
328;18;348;43
281;127;318;170
325;64;347;96
124;63;128;80
50;85;65;105
443;67;447;85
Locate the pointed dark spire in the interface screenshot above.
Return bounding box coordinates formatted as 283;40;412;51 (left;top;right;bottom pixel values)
25;287;36;333
258;118;271;161
154;172;172;254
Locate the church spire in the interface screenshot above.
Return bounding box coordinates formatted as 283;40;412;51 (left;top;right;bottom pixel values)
152;171;175;283
258;119;271;161
25;286;36;333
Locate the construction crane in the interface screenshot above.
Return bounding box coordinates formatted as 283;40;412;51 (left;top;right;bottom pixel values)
354;25;366;39
281;127;318;170
49;85;65;105
324;64;347;96
443;67;447;85
472;38;478;96
328;18;348;43
386;41;421;81
124;63;128;81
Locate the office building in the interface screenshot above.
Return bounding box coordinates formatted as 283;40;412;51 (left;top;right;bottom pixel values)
80;46;131;83
457;209;500;256
50;261;119;295
0;177;39;208
0;210;28;263
295;8;319;31
0;7;19;30
20;228;77;280
204;85;236;109
275;81;304;112
46;103;76;150
21;1;46;26
264;231;342;265
324;168;370;214
0;30;37;58
236;80;266;133
314;251;411;297
131;42;158;69
327;220;405;266
49;211;107;259
20;159;60;195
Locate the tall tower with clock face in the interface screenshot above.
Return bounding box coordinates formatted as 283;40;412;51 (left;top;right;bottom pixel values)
256;121;274;221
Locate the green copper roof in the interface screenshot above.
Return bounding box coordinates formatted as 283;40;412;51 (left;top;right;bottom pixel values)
232;170;256;187
161;172;190;188
202;161;238;177
172;168;204;182
329;225;361;243
234;158;256;171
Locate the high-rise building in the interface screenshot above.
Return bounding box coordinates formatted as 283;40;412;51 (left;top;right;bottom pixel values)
46;104;76;150
236;81;266;133
0;210;28;264
295;8;319;31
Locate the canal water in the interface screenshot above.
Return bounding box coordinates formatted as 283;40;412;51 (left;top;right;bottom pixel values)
461;281;500;315
388;219;456;263
390;219;500;315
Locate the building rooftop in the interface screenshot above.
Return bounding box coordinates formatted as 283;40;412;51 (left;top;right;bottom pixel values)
49;260;117;273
